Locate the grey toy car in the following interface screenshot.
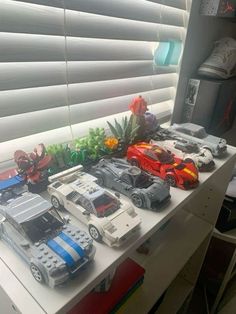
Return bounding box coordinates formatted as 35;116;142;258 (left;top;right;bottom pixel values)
92;158;171;210
168;123;227;157
0;192;96;288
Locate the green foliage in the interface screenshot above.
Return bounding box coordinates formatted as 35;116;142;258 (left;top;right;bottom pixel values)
107;115;139;146
74;128;108;161
46;144;75;174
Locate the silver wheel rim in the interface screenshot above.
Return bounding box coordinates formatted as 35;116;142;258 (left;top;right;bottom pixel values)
132;195;142;207
90;226;99;239
52;197;59;209
31;265;42;282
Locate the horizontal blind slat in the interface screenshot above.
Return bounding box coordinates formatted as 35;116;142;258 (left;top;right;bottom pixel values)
68;74;177;105
65;0;184;27
0;0;64;35
67;37;156;61
151;100;174;115
67;61;177;84
0;62;67;90
66;11;184;42
0;33;65;62
69;88;172;125
0;85;67;117
147;0;186;10
15;0;64;8
0;107;70;142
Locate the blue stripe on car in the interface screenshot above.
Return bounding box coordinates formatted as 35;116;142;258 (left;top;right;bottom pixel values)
59;232;85;258
47;239;75;267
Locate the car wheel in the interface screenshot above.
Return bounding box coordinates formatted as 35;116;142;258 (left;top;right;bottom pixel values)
51;195;62;210
89;225;102;242
130;158;140;167
165;174;177;187
131;193;144;208
96;174;105;186
30;263;45;283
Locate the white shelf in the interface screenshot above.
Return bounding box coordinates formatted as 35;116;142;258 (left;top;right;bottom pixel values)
0;146;235;314
118;209;211;314
156;276;193;314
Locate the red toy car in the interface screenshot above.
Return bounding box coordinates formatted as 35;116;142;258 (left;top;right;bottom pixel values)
127;142;199;189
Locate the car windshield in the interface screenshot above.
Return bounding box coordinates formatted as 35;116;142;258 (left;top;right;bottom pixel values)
93;194;119;218
195;129;207;139
146;147;174;164
22;209;64;243
134;173;153;188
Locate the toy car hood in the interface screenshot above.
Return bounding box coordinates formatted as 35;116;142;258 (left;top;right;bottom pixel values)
31;224;95;282
45;225;93;267
145;179;170;203
104;207;141;239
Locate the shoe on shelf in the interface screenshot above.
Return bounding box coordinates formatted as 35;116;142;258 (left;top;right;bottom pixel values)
226;166;236;198
198;37;236;79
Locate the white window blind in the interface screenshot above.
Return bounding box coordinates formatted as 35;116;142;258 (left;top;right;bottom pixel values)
0;0;189;162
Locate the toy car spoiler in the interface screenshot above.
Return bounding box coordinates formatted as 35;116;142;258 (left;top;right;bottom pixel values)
48;165;83;182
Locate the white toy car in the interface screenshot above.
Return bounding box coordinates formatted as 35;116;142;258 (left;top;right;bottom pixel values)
47;166;141;247
150;139;215;172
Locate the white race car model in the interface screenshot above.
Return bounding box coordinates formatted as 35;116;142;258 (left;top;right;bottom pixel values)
47;166;141;247
150;139;215;172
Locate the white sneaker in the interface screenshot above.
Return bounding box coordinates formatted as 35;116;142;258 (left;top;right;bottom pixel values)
198;37;236;79
226;166;236;198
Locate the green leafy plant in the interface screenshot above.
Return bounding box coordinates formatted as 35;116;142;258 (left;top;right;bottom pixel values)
75;128;108;161
107;115;139;147
46;144;73;173
70;149;88;165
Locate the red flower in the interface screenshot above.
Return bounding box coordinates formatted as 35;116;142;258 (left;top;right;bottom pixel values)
129;96;148;116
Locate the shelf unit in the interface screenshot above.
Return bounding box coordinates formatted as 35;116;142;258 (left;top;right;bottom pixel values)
0;146;236;314
118;210;211;313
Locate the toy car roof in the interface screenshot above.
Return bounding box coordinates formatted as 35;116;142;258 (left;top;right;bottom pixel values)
2;193;52;224
173;123;204;132
0;175;24;192
52;172;106;201
70;178;103;199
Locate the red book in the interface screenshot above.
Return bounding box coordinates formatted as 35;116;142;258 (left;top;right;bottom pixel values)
69;258;145;314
